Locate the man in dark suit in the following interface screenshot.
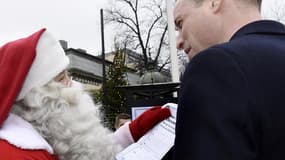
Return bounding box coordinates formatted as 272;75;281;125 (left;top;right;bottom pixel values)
173;0;285;159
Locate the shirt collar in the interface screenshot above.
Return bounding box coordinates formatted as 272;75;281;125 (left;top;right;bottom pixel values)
230;20;285;41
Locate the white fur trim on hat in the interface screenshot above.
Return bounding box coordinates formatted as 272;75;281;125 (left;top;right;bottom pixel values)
17;30;69;101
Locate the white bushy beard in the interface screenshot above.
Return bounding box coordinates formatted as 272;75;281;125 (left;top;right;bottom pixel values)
12;81;122;160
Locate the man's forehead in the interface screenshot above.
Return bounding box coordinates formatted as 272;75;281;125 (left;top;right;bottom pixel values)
174;0;189;10
173;0;185;16
173;0;180;11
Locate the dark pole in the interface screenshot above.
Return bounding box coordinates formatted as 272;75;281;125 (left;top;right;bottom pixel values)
100;9;106;105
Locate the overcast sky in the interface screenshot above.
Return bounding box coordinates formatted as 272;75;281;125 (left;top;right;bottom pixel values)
0;0;114;55
0;0;283;56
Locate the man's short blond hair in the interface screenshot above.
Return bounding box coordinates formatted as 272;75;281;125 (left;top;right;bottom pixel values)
189;0;262;10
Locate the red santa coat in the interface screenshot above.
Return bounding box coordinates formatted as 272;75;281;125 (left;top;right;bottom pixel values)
0;28;57;160
0;139;57;160
0;114;57;160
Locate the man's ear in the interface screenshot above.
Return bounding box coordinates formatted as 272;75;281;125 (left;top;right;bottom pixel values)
210;0;223;13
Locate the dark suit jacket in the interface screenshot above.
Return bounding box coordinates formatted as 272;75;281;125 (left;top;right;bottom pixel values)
174;20;285;160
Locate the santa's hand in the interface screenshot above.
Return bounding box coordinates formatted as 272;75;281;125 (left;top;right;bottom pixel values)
129;106;171;141
112;106;171;148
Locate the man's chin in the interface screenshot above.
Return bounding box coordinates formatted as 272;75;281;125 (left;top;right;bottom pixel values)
188;50;197;60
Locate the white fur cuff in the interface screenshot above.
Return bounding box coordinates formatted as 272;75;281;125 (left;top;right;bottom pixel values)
112;122;134;149
0;114;54;154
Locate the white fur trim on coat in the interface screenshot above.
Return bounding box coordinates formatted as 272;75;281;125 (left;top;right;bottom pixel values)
112;121;134;149
0;113;54;154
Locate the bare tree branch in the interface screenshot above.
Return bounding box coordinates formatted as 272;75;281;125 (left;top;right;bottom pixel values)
111;10;137;27
105;0;169;71
145;5;163;51
158;56;170;72
154;25;168;63
116;19;138;34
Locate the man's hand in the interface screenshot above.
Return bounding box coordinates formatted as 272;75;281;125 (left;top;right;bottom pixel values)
129;106;171;142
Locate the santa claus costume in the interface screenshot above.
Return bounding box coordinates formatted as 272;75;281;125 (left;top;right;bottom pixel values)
0;29;171;160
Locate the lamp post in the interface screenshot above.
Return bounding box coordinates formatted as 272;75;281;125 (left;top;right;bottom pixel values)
100;8;107;105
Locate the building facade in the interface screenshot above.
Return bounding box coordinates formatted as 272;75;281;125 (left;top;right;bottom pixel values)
64;47;141;90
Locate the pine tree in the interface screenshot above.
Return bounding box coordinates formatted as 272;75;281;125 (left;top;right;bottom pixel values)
98;49;128;130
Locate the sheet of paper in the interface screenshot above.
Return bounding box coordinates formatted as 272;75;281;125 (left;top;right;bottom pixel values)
116;103;177;160
131;106;153;120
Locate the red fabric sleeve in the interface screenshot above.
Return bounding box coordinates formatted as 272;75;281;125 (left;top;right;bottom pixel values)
0;139;57;160
129;106;171;141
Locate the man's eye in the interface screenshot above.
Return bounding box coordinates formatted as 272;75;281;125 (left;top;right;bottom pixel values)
175;26;179;31
175;20;182;30
55;75;64;82
178;20;183;28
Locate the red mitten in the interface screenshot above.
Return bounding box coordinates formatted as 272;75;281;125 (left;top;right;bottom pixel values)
129;106;171;142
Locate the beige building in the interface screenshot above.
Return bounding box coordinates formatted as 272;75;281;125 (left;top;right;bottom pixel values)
60;40;170;90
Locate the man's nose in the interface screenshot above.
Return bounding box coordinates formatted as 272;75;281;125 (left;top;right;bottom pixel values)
176;33;184;50
64;77;72;87
62;72;72;87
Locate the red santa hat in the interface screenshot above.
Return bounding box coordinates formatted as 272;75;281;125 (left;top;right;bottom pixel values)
0;28;69;127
